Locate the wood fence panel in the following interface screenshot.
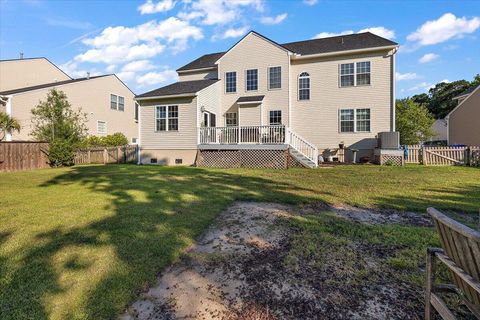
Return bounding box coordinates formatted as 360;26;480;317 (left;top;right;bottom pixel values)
405;145;421;163
0;142;50;172
74;146;137;165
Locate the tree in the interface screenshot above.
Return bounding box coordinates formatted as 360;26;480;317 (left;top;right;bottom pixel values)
30;89;88;166
471;73;480;87
0;112;21;141
427;80;470;119
411;93;429;107
396;98;435;145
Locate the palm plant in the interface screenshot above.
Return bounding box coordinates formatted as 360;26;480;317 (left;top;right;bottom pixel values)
0;111;21;141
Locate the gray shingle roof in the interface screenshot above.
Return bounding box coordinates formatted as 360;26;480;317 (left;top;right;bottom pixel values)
135;79;219;98
176;32;398;72
176;52;225;72
237;95;265;103
0;75;110;95
453;85;479;99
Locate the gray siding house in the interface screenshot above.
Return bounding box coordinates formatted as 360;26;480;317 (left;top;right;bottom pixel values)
136;31;398;167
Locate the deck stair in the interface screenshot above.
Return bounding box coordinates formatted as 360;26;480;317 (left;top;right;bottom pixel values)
286;129;318;168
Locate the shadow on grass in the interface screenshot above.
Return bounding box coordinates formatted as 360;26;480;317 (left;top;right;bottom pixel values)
0;165;318;319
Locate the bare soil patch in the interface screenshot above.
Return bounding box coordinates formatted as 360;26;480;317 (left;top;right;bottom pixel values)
119;202;471;320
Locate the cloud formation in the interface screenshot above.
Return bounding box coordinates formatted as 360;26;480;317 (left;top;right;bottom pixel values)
260;13;287;25
418;53;439;64
395;72;418;81
138;0;176;14
314;26;395;40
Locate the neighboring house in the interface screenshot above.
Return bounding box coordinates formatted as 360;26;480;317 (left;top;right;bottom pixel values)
0;57;71;91
430;119;448;142
0;58;138;143
447;85;479;146
136;31;398;167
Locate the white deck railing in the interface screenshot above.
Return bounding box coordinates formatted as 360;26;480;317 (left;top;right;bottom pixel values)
199;125;286;145
286;128;318;164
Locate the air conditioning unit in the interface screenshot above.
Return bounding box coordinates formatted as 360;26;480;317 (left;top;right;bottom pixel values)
378;132;400;149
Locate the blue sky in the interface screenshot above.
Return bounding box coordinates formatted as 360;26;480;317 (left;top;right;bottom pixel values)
1;0;479;97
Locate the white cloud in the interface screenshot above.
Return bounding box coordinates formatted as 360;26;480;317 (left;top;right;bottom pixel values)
419;53;439;64
303;0;318;5
440;79;450;83
136;69;178;87
117;71;136;82
395;72;418;81
106;65;116;72
407;13;480;46
409;81;433;91
178;0;264;25
58;61;101;79
314;26;395;39
75;17;203;64
216;26;249;40
122;60;157;72
138;0;176;14
260;13;287;25
358;26;395;39
45;17;92;30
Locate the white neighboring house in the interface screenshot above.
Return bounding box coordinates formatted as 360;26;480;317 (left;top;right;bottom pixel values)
447;85;480;146
430;119;448;142
135;31;398;167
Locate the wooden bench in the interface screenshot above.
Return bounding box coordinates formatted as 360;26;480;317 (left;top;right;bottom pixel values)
426;207;480;319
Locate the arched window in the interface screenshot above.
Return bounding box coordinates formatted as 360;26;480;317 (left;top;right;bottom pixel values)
298;72;310;100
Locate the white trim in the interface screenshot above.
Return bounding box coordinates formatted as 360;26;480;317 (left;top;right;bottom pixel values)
154;105;179;132
291;45;398;61
446;85;480;118
288;58;292;127
109;93;125;111
339;61;371;88
237;100;263;105
298;71;310;101
177;66;217;74
135;93;196;101
338;108;371;133
391;52;396;131
96;120;107;135
5;95;12;141
225;112;238;127
137;100;141;164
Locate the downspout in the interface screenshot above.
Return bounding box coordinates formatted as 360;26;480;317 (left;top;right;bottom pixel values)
391;49;397;132
5;95;13;141
137;100;141;164
288;52;292;129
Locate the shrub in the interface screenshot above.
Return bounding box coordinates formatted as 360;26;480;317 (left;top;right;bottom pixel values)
79;133;129;149
48;140;76;167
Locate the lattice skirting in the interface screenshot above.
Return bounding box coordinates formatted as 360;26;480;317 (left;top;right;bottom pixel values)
374;154;404;166
197;149;294;169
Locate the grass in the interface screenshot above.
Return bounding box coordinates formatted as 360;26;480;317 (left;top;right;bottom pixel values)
0;164;479;319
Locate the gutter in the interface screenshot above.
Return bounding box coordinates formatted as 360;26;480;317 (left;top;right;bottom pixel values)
177;67;217;74
135;93;197;101
291;45;398;61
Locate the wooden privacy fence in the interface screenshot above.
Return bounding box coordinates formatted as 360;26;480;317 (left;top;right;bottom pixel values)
405;145;480;166
0;142;50;172
74;145;138;165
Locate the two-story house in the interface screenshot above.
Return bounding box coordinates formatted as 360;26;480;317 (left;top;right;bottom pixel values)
0;57;138;143
135;31;398;167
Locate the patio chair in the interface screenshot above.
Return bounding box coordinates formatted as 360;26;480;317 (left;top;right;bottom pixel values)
426;207;480;319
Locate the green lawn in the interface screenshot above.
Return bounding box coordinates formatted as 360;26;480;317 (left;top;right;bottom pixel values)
0;164;479;319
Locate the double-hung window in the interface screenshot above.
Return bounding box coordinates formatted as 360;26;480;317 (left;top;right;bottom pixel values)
110;94;125;111
97;120;107;135
339;108;371;133
225;72;236;93
225;112;238;127
340;61;371;87
269;110;282;125
246;69;258;91
298;72;310;100
134;102;139;121
156;105;178;131
268;66;281;89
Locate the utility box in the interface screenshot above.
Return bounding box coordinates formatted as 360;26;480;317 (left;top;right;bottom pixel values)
378;132;400;149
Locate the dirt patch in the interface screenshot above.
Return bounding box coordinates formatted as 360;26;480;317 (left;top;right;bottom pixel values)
118;202;467;320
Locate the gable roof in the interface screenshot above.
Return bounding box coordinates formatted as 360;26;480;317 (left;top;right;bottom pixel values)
135;79;219;99
447;85;480;118
453;85;479;100
176;31;398;72
0;75;110;95
0;57;73;80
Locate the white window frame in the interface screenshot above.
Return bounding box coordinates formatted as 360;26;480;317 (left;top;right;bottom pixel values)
97;120;107;135
339;61;371;87
268;66;281;90
245;69;258;92
225;71;237;93
134;102;139;122
338;108;371;133
225;112;238;127
155;105;178;132
110;93;125;111
298;72;310;101
269;110;282;125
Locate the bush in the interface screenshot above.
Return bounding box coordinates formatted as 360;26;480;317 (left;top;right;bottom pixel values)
79;133;129;149
48;140;76;167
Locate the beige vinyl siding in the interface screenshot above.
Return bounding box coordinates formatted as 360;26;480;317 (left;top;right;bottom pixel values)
197;81;221;126
218;33;290;126
139;97;197;149
239;105;261;126
448;88;480;146
9;75;137;142
139;149;197;165
0;58;71;91
178;69;218;82
290;51;393;150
